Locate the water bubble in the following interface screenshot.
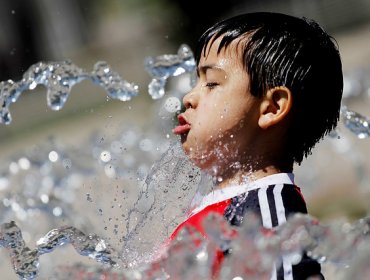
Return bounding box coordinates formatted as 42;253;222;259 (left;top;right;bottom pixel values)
62;158;72;169
0;177;9;191
9;161;19;174
18;157;31;170
53;207;63;217
40;194;49;204
100;150;112;162
48;151;59;162
164;96;181;113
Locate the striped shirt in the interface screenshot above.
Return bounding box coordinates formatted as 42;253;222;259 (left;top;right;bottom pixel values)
170;173;323;279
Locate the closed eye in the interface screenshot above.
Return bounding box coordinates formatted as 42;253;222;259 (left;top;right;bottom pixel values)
205;82;219;89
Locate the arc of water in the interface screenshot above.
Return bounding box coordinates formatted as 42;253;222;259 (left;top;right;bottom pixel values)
0;221;123;280
145;44;196;99
340;106;370;139
0;60;139;125
144;45;370;139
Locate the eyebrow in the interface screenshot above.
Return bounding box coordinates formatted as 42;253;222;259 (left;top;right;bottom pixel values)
196;64;224;77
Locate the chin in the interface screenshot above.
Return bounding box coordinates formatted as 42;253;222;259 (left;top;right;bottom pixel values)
187;151;216;171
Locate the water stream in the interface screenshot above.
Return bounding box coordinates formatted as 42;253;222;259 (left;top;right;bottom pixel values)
0;45;370;279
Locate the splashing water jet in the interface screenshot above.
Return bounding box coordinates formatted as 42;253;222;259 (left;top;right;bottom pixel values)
0;60;139;125
0;45;369;279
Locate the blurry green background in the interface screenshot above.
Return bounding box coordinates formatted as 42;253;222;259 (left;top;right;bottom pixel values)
1;0;370;221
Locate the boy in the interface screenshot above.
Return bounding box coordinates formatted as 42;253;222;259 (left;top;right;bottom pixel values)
171;12;343;279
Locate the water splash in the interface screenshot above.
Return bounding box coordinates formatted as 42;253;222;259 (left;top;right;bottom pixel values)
3;212;370;279
139;213;370;280
121;141;211;266
0;221;122;279
145;44;196;99
0;45;370;279
0;221;39;280
0;60;139;124
36;225;121;266
341;106;370;139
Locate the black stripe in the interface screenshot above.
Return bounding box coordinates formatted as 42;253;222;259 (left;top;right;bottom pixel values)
277;263;284;279
224;189;261;226
281;184;308;218
266;185;278;227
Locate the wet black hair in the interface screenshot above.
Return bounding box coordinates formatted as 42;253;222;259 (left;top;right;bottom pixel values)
196;12;343;164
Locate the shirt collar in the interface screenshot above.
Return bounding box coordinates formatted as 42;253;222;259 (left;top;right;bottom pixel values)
189;173;294;216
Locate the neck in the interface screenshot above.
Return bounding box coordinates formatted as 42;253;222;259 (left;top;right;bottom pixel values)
211;159;293;189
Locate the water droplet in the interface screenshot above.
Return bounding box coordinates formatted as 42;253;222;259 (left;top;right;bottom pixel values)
164;96;181;113
40;194;49;204
48;151;59;162
52;207;63;217
100;150;112;162
148;78;166;99
9;162;19;174
62;158;72;169
145;44;196;99
341;107;370;139
18;157;30;170
0;177;9;191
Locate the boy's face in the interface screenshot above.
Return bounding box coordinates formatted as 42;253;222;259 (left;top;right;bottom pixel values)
174;36;262;171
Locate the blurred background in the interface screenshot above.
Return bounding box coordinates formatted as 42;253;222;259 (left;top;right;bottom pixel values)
0;0;370;278
1;0;370;220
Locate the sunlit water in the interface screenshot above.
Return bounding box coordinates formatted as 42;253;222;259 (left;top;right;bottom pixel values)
0;45;370;279
0;60;139;125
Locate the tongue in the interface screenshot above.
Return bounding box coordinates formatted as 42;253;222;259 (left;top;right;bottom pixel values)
172;124;190;135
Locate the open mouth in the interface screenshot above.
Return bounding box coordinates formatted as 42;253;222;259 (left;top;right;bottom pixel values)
172;114;191;136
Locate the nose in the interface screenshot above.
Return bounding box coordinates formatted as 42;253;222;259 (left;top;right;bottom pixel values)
183;89;199;109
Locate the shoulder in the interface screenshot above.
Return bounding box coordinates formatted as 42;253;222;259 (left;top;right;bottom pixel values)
225;184;307;227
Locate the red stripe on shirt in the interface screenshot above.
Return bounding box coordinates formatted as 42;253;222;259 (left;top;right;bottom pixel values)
170;199;231;241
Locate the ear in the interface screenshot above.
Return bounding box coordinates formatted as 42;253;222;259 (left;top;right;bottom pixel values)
258;86;292;130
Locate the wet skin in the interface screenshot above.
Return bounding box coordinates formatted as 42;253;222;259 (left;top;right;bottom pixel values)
173;37;262;177
173;36;293;187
